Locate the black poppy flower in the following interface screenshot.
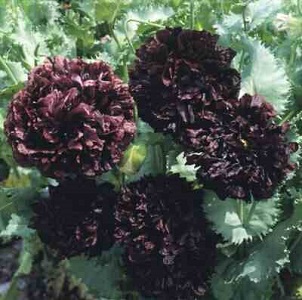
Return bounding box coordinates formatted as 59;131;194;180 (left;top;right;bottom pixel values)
183;94;297;200
5;56;136;179
129;27;240;133
115;174;216;299
31;179;117;258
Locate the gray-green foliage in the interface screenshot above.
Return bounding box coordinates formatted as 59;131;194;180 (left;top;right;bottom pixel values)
68;247;130;299
203;191;280;244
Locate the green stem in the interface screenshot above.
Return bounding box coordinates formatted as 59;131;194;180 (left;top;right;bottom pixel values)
111;0;122;24
190;0;195;30
246;201;257;224
122;58;129;83
0;201;13;212
276;273;286;297
280;110;296;124
109;25;122;51
237;200;244;224
289;41;298;68
124;20;136;54
220;0;224;15
124;19;164;54
239;50;245;71
0;56;18;84
12;164;21;179
242;5;248;32
298;0;302;16
126;19;164;29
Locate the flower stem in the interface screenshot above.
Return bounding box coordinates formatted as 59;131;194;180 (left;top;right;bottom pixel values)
109;25;122;51
280;110;296;124
276;273;286;297
298;0;302;16
0;201;13;212
0;56;18;84
246;200;257;224
237;200;245;224
124;21;136;54
111;0;122;24
190;0;195;29
124;19;165;54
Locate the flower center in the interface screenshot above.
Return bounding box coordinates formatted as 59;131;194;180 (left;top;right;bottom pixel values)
240;138;249;149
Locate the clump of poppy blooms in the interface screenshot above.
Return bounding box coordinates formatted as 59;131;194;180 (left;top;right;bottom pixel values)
31;179;117;258
129;27;240;134
115;174;216;299
5;56;136;179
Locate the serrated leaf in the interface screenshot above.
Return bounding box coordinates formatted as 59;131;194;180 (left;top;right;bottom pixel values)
216;0;282;37
116;5;173;42
246;0;282;29
235;230;289;283
203;190;280;244
0;183;39;232
215;12;243;37
11;15;49;67
211;274;272;300
217;199;302;285
68;246;125;299
169;152;199;182
95;0;119;23
240;39;290;114
18;0;60;29
0;214;34;239
0;58;27;86
0;214;31;239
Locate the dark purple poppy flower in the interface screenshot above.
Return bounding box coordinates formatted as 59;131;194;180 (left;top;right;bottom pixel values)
129;27;240;134
115;174;216;299
31;179;117;258
183;94;297;200
5;56;136;179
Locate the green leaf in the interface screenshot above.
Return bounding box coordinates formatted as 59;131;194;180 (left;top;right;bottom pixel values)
0;82;24;99
0;214;34;239
203;190;280;244
68;246;126;299
0;58;27;86
217;198;302;285
290;231;302;274
211;274;273;300
169;152;199;182
95;0;119;23
11;16;49;67
215;12;243;37
234;228;289;283
216;0;282;37
246;0;282;30
240;39;290;114
0;185;39;232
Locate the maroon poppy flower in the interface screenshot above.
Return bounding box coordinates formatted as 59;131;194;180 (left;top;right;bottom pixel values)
129;27;240;134
5;57;136;179
31;179;117;258
115;175;216;299
183;94;297;200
